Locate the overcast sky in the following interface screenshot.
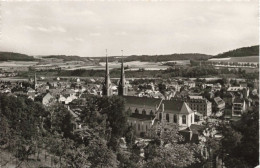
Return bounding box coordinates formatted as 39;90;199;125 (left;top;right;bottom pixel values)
0;1;258;57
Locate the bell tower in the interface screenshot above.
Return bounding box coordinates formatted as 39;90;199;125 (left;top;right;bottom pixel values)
102;49;113;96
118;50;128;96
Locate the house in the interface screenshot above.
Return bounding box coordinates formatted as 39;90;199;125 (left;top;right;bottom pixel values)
227;86;249;98
59;89;77;104
184;80;196;89
27;87;35;93
232;97;246;117
168;82;181;92
179;124;205;143
186;95;212;116
213;83;222;91
213;97;225;114
42;93;55;106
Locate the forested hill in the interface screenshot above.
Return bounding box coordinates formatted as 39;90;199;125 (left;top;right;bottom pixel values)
97;53;212;62
213;45;259;58
44;55;91;62
0;52;94;63
0;52;36;61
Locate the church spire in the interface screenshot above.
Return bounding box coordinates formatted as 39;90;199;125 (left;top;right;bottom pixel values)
34;72;37;90
103;49;112;96
120;50;125;87
118;50;128;96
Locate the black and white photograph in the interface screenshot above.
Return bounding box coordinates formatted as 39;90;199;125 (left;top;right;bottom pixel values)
0;0;259;167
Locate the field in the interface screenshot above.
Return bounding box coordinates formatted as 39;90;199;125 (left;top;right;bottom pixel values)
0;60;190;71
208;56;259;63
69;60;190;71
0;61;38;67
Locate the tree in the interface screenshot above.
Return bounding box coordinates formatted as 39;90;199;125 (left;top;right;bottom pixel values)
98;96;128;150
143;124;199;168
47;103;73;136
158;83;167;95
219;107;259;168
124;126;136;148
231;107;259;167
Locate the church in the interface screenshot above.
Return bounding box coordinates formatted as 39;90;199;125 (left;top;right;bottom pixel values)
102;50;196;137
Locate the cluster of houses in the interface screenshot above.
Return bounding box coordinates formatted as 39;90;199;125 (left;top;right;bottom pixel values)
0;72;18;77
0;55;259;143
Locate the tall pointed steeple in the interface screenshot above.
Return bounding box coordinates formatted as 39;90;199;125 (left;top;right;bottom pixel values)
103;49;112;96
118;50;128;96
34;72;37;90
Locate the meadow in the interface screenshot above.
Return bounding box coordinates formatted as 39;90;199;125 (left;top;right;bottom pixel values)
208;56;259;63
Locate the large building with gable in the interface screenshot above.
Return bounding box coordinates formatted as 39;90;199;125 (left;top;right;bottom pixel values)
124;96;195;136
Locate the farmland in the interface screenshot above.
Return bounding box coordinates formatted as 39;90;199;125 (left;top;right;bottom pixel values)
208;56;258;63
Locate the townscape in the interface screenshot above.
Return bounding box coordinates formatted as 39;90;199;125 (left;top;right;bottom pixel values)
0;45;259;168
0;1;259;168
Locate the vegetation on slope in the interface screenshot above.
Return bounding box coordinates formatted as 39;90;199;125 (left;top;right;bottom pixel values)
0;52;36;61
213;45;259;58
0;93;202;168
97;53;212;62
44;55;91;62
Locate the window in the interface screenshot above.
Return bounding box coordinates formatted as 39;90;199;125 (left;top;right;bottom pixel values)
142;109;146;115
166;113;169;122
182;115;186;124
138;124;140;131
146;125;148;131
135;108;139;114
191;115;193;123
159;113;162;121
174;114;177;123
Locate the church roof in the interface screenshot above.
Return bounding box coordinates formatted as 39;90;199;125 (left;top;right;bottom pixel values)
124;96;161;108
179;102;194;114
163;99;183;113
124;96;194;114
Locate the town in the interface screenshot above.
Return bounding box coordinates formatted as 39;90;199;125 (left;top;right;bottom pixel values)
0;1;259;168
0;46;259;168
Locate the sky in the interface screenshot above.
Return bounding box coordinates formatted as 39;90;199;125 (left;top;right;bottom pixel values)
0;0;259;57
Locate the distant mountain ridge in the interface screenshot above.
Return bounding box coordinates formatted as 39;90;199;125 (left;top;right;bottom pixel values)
0;52;36;61
1;45;259;62
213;45;259;58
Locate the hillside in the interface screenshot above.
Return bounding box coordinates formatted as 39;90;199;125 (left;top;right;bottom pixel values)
96;53;212;62
44;55;91;62
213;45;259;58
0;52;36;61
125;53;212;62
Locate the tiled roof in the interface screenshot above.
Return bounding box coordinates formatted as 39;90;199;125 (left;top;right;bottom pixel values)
163;99;184;113
124;96;194;114
214;97;225;105
179;102;193;114
124;96;161;108
189;95;203;99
